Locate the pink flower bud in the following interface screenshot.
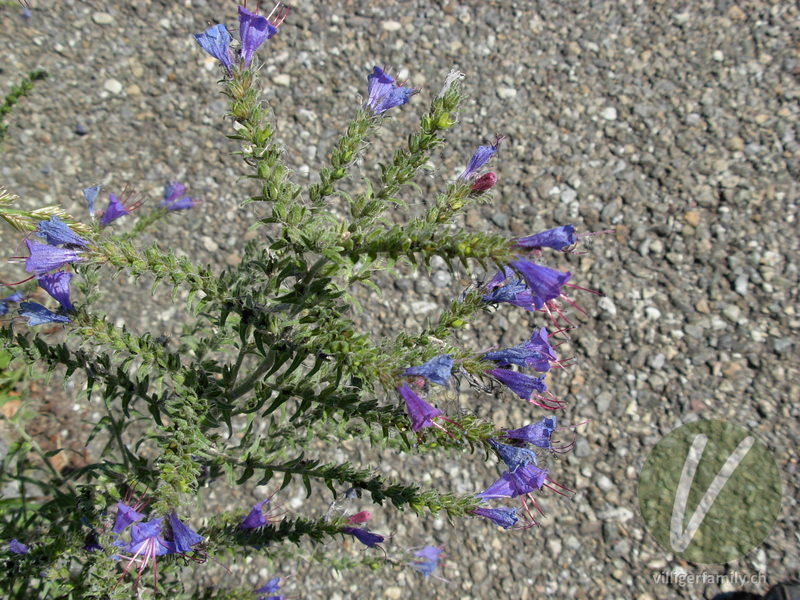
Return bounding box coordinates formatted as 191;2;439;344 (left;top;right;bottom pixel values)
470;172;497;193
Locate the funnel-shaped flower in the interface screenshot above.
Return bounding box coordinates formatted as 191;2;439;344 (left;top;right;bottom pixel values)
487;368;547;400
36;216;89;248
239;4;288;68
161;181;196;211
397;384;442;432
472;507;519;529
505;417;557;449
509;260;571;310
167;513;203;554
341;526;384;548
37;271;74;312
515;225;576;251
403;354;453;386
112;501;146;535
84;185;101;219
459;136;503;180
477;464;548;499
194;23;234;74
488;439;539;472
18;302;71;326
99;193;129;227
24;240;83;275
8;539;29;555
365;67;415;115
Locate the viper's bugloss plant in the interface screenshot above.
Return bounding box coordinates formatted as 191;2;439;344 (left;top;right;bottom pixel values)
0;4;608;597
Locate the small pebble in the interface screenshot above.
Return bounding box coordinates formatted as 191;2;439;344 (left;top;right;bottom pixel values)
92;12;114;25
103;79;123;94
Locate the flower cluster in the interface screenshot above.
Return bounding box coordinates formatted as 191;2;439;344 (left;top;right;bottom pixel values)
194;2;289;74
105;501;203;589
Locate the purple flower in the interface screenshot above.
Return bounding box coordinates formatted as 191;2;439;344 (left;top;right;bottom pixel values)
397;384;442;432
459;136;503;180
18;302;71;326
99;193;129;227
505;417;557;449
167;513;203;554
509;260;571;310
472;507;518;529
403;354;453;386
161;181;196;211
515;225;576;251
238;3;288;68
0;291;22;316
476;464;548;500
121;518;173;557
483;327;557;373
8;539;29;555
409;545;443;577
341;526;384;548
37;271;74;312
482;267;535;310
488;439;539;471
194;23;234;75
486;368;547;400
365;67;416;115
84;185;101;219
36;216;89;248
24;240;84;275
256;576;283;600
112;501;146;535
239;499;270;530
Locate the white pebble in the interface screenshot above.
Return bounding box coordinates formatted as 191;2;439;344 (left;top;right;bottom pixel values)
273;73;291;87
600;106;618;120
598;296;618;316
497;86;518;100
92;12;114;25
382;20;402;31
103;79;123;94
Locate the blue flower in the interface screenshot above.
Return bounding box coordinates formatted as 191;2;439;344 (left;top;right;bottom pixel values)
472;507;518;529
397;384;442;432
0;290;22;316
84;185;101;219
161;181;196;211
112;501;146;535
488;439;539;471
166;513;203;554
194;23;234;75
483;327;557;373
477;464;548;500
37;271;74;312
24;240;84;275
255;576;283;600
99;193;129;227
238;3;288;68
486;368;547;400
409;545;443;577
36;216;89;248
341;526;384;548
365;67;415;115
121;518;174;557
403;354;453;386
505;417;557;449
459;136;503;180
515;225;576;251
8;539;29;555
509;260;571;310
18;302;71;326
239;498;270;530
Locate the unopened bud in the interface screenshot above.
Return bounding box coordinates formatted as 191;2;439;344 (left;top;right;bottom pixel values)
470;172;497;193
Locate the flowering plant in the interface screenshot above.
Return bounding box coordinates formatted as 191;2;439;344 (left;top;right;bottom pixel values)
0;3;604;597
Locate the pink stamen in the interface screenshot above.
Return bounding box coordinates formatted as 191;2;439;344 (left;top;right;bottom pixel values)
0;275;36;286
565;283;603;297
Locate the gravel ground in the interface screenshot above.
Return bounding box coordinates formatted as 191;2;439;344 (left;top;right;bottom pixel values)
1;1;798;599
